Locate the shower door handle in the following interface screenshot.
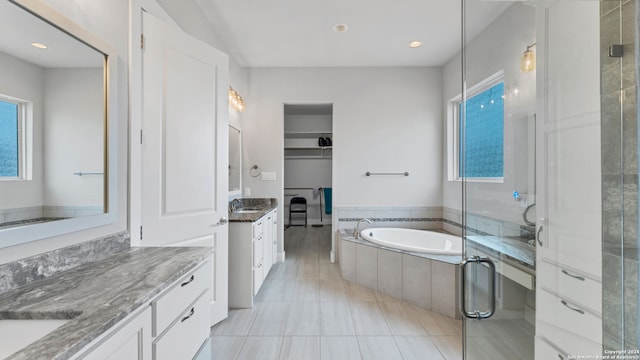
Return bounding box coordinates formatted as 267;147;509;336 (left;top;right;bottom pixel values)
459;256;496;319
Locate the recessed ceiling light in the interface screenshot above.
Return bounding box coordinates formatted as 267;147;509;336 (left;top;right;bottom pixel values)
332;24;348;33
31;42;48;50
409;40;422;48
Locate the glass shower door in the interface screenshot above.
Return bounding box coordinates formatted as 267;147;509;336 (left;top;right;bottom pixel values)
459;1;538;359
459;0;603;359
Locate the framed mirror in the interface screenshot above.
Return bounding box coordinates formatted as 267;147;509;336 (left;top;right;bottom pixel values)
229;125;242;197
0;0;118;248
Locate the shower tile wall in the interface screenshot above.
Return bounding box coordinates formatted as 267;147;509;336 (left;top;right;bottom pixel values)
601;0;639;351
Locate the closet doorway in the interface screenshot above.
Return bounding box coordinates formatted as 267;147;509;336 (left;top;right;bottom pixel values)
283;104;333;231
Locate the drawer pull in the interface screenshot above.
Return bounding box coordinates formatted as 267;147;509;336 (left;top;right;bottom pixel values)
561;269;585;281
561;300;585;315
180;307;195;322
258;262;263;269
180;275;195;287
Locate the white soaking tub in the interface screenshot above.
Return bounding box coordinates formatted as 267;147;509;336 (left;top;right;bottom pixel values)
360;228;462;255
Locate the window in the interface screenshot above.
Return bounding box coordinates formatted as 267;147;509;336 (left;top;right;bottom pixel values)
0;97;26;179
448;72;504;181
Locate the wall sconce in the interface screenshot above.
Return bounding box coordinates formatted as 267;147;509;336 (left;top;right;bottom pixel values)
520;43;536;72
228;86;245;112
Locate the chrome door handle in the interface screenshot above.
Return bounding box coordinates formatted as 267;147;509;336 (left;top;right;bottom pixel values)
460;256;496;319
536;225;543;246
213;217;228;226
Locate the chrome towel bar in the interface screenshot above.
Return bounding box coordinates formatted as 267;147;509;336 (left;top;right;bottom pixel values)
365;171;409;177
74;171;104;176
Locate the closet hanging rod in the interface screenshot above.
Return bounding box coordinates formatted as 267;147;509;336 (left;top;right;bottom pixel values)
366;171;409;177
284;187;317;190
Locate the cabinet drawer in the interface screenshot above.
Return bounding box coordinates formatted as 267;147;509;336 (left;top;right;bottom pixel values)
537;321;601;358
538;261;601;315
535;336;567;360
537;289;601;345
153;262;211;336
253;221;263;238
153;293;210;360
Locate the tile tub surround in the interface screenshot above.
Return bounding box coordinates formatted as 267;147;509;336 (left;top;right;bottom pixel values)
335;206;534;242
228;197;278;223
0;231;130;292
338;231;461;319
0;246;212;360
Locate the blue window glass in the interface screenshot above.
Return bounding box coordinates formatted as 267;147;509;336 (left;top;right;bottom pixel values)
459;82;504;178
0;100;19;177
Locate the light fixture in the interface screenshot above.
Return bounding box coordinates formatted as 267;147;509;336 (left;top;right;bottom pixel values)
31;42;48;50
409;40;422;48
332;24;348;33
520;43;536;72
228;86;245;112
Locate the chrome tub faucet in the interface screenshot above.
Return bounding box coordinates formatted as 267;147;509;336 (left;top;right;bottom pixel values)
354;218;373;238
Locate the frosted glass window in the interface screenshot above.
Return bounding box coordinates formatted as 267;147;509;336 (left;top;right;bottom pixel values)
459;82;504;178
0;100;19;177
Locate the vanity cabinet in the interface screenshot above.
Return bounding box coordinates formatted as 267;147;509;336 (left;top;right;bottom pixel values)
74;260;211;360
80;308;152;360
229;208;278;308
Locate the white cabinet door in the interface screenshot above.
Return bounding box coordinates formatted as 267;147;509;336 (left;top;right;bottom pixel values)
271;210;278;265
253;234;264;295
140;12;229;326
79;308;152;360
263;211;273;277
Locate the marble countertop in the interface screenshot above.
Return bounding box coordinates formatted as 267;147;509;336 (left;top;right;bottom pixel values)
228;198;278;223
0;246;212;360
466;235;535;270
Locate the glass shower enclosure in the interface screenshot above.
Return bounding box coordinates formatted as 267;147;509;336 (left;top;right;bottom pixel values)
459;0;610;359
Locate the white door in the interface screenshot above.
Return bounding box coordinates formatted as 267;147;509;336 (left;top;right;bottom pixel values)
140;11;229;326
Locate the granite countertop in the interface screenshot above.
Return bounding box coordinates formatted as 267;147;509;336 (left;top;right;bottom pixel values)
466;235;536;270
0;246;212;360
228;198;278;223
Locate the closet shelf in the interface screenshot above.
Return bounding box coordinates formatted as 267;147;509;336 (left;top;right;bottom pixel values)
284;146;332;150
284;131;332;139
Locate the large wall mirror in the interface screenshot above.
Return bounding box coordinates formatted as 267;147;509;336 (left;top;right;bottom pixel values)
229;125;242;197
0;0;118;248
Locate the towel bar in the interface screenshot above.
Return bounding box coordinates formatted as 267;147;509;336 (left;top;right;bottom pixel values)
365;172;409;177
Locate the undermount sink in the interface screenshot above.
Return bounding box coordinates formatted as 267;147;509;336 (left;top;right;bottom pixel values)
234;209;260;214
0;319;69;358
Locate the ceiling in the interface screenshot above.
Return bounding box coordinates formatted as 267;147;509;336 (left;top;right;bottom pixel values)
186;0;513;67
0;1;104;68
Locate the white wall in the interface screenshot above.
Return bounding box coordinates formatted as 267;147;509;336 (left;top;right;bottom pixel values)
0;52;44;211
243;67;443;252
442;3;536;225
44;68;104;207
1;0;129;263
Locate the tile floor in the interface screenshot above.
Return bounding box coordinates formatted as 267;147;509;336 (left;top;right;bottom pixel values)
208;226;533;360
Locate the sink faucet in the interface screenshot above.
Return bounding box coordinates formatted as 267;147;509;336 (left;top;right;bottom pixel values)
230;198;242;212
353;218;373;238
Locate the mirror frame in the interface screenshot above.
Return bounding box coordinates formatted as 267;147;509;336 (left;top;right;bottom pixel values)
0;0;118;249
228;124;242;198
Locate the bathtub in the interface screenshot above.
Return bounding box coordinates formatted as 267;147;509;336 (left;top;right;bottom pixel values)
360;228;462;255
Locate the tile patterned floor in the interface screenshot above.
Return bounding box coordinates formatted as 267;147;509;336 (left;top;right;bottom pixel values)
208;226;464;360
